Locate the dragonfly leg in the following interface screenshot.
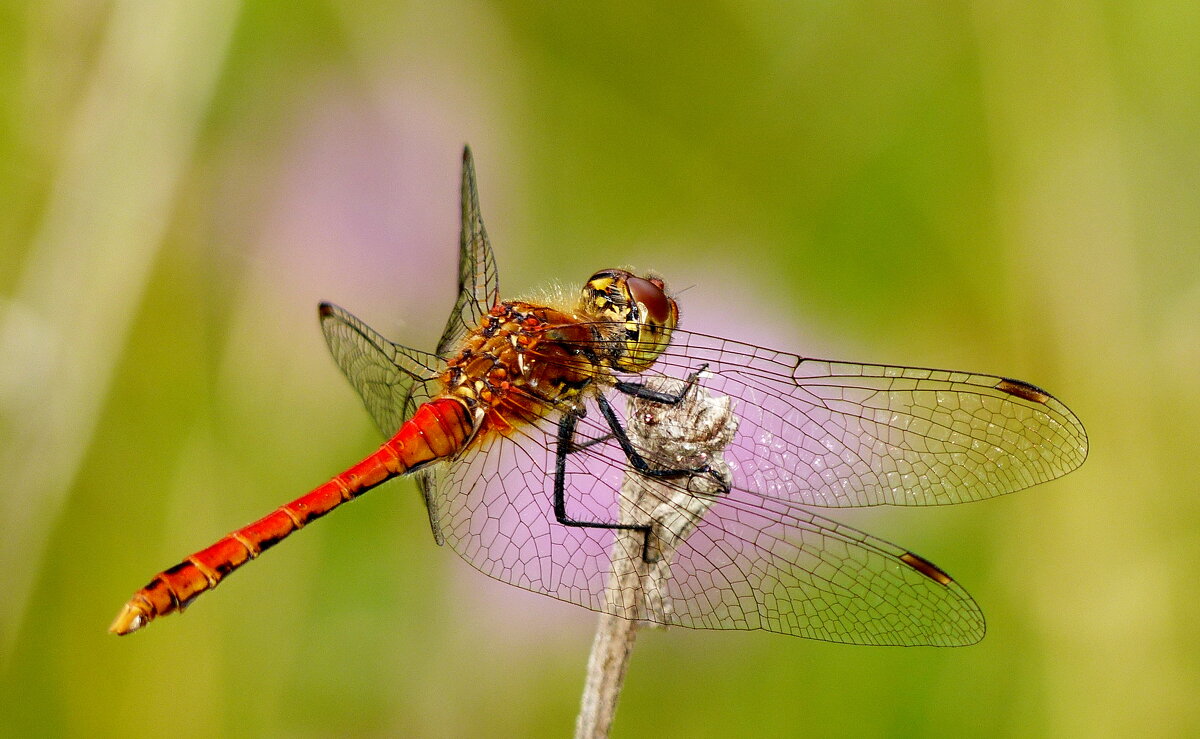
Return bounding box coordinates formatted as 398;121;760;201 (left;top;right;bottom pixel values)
613;363;709;405
558;403;618;453
554;409;655;557
595;393;731;495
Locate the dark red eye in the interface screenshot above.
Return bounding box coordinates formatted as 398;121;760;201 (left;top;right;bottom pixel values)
626;276;672;324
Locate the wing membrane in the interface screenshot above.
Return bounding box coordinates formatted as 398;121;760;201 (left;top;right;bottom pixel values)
319;149;498;435
406;316;1081;640
422;390;984;644
436;146;500;358
318;302;441;437
600;327;1088;507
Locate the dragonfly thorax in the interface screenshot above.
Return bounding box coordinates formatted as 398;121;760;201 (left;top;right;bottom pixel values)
441;301;606;435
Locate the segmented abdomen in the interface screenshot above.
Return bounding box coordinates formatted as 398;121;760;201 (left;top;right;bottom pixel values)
110;397;473;635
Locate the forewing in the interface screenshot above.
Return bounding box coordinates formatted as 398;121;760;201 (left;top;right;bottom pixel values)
436;146;500;358
318;302;442;437
641;329;1089;507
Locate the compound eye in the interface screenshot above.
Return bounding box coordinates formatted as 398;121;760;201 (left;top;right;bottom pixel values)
625;276;673;325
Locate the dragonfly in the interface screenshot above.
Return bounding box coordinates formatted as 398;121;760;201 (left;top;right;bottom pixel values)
110;148;1088;645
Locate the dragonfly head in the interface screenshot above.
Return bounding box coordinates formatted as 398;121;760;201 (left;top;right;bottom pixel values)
582;269;678;372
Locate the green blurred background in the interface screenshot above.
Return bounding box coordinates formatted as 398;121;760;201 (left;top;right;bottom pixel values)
2;1;1197;736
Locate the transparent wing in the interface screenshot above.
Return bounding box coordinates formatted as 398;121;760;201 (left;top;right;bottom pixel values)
329;308;1081;640
647;491;985;644
630;328;1089;507
413;326;1083;641
436;146;500;358
422;390;984;645
318;302;442;438
319;147;496;434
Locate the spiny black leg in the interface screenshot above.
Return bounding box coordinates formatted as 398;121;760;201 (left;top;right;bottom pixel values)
613;363;709;405
532;389;613;452
595;394;730;495
553;408;651;538
568;432;616;453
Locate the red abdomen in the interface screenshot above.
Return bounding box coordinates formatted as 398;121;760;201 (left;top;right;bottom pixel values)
110;397;473;635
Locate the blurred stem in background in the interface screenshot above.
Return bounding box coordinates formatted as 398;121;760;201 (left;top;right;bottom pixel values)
0;0;240;653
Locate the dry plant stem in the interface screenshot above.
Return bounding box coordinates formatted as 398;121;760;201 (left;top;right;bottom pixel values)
574;377;737;739
574;489;646;739
576;611;640;739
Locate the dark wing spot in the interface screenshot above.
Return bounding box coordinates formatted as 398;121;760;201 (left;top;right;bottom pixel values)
899;552;954;586
995;378;1051;404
